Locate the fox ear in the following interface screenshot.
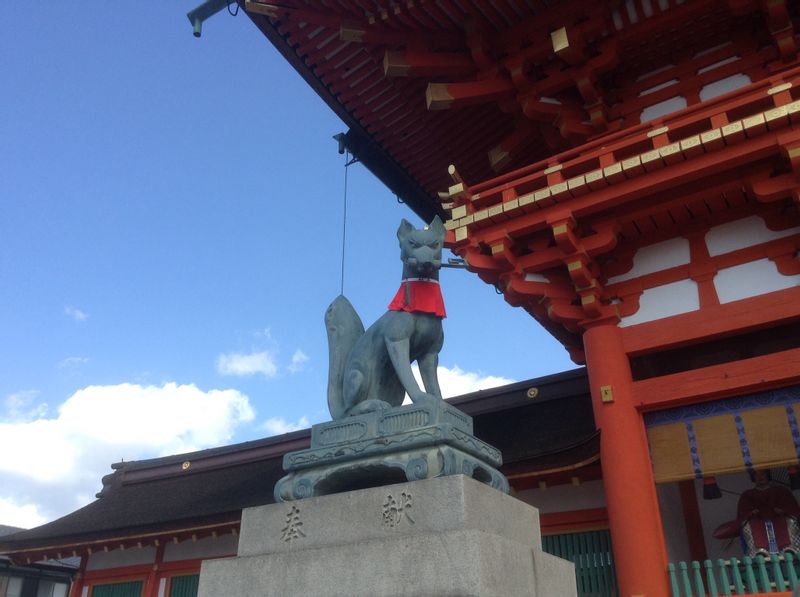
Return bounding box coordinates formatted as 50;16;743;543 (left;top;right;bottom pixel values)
429;215;445;239
397;219;414;242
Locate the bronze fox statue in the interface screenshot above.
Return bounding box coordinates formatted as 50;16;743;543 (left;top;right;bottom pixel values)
325;217;446;419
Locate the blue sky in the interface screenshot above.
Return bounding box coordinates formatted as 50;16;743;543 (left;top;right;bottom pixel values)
0;3;575;526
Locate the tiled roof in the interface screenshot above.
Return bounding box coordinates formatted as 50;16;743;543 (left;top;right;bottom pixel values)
0;369;593;555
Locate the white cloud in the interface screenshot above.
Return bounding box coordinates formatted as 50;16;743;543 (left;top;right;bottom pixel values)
0;383;256;523
0;496;47;529
435;365;515;398
64;306;88;322
5;390;39;411
58;356;89;368
3;390;47;422
288;349;309;374
261;416;310;436
403;364;515;404
216;350;278;378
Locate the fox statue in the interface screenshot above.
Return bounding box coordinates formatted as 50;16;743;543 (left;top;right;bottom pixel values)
325;216;447;420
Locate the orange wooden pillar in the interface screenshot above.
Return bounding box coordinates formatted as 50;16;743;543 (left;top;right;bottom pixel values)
68;554;86;597
142;542;166;597
583;320;669;597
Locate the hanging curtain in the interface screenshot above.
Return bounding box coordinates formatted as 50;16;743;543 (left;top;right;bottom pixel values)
644;386;800;484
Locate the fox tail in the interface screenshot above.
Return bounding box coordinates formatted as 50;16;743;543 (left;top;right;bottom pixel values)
325;295;364;419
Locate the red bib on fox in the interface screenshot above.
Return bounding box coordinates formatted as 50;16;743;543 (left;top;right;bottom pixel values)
388;279;446;318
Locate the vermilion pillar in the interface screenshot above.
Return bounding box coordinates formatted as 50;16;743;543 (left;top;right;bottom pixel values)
142;542;166;597
68;554;86;597
583;320;670;597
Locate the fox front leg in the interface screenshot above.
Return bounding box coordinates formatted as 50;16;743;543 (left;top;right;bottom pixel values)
417;352;442;400
385;337;437;403
418;324;443;400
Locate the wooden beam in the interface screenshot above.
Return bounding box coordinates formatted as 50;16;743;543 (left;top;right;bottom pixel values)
551;26;585;65
383;49;475;78
540;508;609;535
488;121;535;171
623;286;800;356
678;480;708;563
632;346;800;410
426;78;515;110
245;1;341;28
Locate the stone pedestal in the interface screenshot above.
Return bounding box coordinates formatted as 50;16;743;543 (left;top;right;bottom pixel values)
198;475;576;597
274;400;509;501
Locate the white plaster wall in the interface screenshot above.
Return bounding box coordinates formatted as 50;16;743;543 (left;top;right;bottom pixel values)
656;483;691;563
607;237;690;284
695;42;732;58
640;0;655;19
699;74;751;101
86;545;156;571
524;273;549;283
620;278;700;327
705;216;800;257
697;56;740;75
516;479;607;513
639;79;678;97
636;64;675;81
640;96;688;122
612;8;624;30
714;258;800;304
163;532;238;562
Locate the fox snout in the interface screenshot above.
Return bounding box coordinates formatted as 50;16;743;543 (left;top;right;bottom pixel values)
405;253;441;275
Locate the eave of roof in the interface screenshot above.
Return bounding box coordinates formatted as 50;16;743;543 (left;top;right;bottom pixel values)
0;555;77;577
242;0;779;219
247;13;442;222
448;366;587;414
503;430;601;478
0;525;24;537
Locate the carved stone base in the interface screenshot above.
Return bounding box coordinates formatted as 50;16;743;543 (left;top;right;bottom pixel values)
198;475;577;597
274;400;509;502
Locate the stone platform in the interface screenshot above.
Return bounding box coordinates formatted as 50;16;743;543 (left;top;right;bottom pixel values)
198;475;577;597
274;400;508;502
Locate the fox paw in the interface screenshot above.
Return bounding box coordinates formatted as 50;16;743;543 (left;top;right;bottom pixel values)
410;392;440;405
348;399;392;416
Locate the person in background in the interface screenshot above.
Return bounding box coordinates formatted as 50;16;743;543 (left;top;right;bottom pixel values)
737;469;800;556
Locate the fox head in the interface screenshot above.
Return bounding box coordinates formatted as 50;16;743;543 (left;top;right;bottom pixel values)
397;216;446;278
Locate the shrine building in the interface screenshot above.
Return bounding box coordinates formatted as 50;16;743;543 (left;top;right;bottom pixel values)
2;1;800;596
240;0;800;594
0;373;611;596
